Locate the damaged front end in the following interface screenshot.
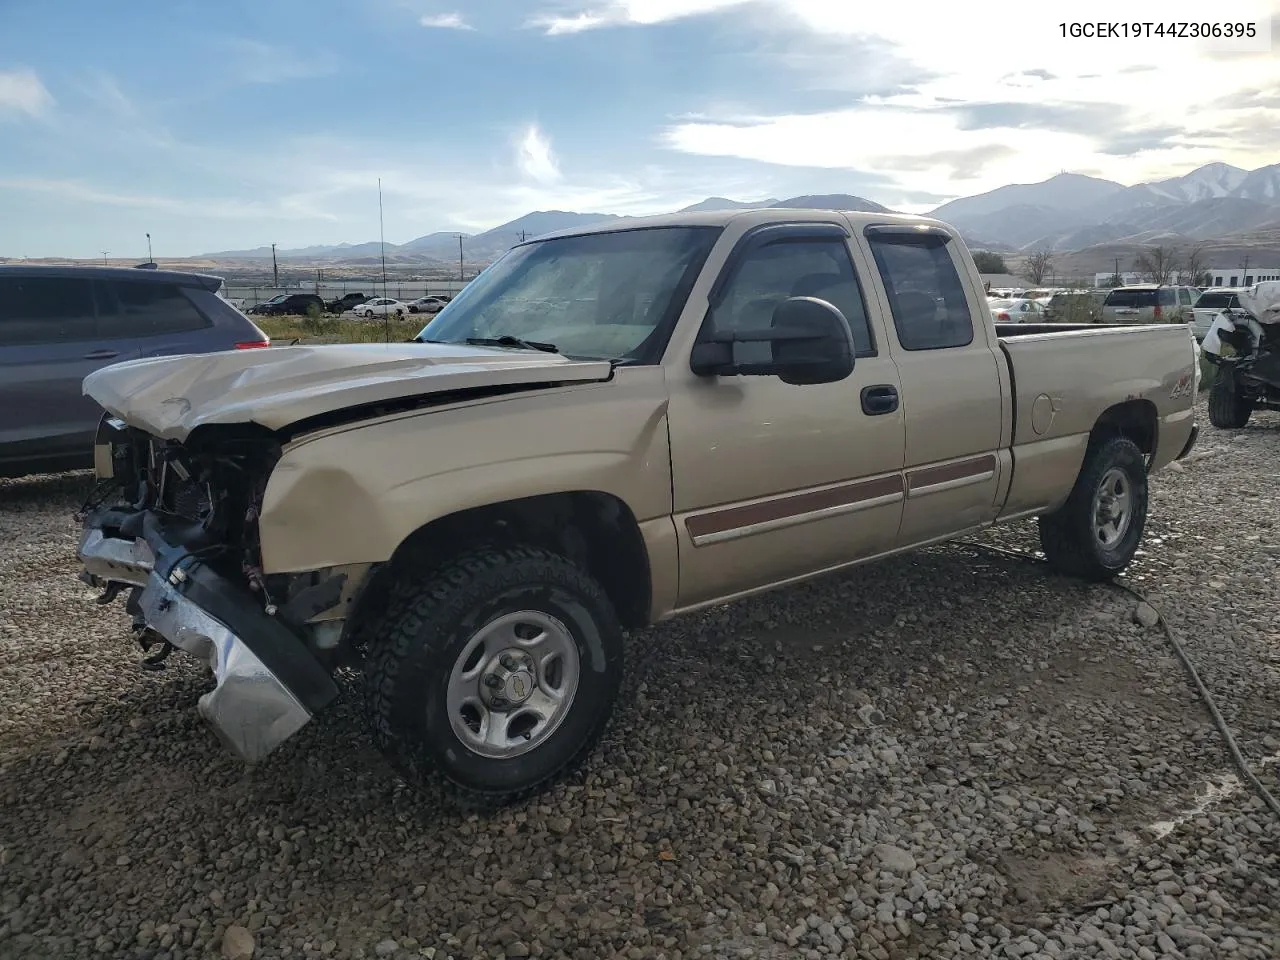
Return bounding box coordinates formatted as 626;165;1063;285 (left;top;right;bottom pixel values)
76;415;357;762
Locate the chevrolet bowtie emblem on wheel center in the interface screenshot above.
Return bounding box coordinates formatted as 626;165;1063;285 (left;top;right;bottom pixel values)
505;671;533;704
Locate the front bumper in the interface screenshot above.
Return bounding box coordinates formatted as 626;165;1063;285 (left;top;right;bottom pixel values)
78;515;338;763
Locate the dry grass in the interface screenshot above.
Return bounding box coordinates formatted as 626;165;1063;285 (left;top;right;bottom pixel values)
254;313;423;344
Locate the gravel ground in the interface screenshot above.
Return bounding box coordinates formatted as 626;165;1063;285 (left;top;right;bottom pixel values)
1;397;1278;960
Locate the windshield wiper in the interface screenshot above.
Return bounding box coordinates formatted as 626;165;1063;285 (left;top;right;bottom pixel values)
466;335;560;354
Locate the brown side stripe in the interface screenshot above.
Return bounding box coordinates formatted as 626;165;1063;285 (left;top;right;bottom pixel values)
907;453;996;491
685;474;903;540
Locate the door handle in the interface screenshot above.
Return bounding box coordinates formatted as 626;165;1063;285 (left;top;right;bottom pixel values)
861;384;899;416
82;350;120;360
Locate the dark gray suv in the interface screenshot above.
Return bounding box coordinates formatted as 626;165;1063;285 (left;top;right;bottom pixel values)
0;265;270;478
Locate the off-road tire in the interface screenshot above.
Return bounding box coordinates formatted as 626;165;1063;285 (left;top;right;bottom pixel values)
1207;368;1253;429
1038;435;1148;582
364;544;624;807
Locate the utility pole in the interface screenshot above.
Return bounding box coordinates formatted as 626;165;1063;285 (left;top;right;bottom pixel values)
457;234;465;282
101;250;110;266
146;233;153;263
1242;254;1250;284
378;178;389;342
271;243;279;288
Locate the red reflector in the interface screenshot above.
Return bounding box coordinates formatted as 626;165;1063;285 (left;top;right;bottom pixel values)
235;340;270;349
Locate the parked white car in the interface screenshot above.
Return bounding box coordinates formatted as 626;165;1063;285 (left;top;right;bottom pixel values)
408;296;449;315
1189;288;1243;341
355;298;408;318
989;298;1046;322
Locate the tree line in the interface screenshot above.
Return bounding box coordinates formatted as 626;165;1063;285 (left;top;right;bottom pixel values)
972;245;1214;287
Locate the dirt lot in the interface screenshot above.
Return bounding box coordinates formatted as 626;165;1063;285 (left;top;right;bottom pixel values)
1;399;1278;960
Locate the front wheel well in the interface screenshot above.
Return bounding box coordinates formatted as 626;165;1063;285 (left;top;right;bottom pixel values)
1090;399;1158;458
363;492;653;631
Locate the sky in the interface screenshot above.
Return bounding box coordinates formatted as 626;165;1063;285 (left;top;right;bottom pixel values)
0;0;1277;258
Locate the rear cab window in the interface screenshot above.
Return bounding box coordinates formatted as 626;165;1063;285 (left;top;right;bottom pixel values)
866;229;974;350
96;280;212;339
0;276;97;346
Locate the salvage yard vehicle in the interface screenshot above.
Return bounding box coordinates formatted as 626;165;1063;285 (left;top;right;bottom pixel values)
0;265;269;479
75;208;1200;806
1201;280;1280;428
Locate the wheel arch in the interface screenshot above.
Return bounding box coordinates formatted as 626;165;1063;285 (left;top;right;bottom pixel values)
348;490;654;635
1089;399;1158;460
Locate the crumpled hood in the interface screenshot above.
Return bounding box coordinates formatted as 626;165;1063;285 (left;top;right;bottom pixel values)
83;342;614;440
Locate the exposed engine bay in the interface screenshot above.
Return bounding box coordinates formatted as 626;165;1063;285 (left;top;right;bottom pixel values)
79;417;371;667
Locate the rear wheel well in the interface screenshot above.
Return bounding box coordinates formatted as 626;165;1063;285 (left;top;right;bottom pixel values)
360;492;653;632
1090;399;1157;459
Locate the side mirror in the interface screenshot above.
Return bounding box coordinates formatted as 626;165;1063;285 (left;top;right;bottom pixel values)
690;296;856;385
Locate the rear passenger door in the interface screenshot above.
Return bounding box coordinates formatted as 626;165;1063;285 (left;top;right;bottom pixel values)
0;275;139;467
861;225;1006;546
95;279;215;358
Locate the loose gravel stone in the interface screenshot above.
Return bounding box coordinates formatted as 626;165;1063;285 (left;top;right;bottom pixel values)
1;396;1278;960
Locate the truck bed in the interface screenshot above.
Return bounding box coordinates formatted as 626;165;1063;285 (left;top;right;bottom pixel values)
992;321;1198;519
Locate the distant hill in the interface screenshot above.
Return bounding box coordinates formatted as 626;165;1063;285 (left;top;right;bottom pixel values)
195;166;1280;270
929;164;1280;254
679;197;779;212
930;172;1125;222
773;194;890;213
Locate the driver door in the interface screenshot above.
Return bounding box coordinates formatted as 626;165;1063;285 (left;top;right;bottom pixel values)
665;223;906;608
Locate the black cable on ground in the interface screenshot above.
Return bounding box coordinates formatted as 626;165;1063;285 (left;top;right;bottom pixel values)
958;538;1280;821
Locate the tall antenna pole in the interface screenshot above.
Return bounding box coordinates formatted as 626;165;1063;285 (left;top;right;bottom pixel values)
146;233;153;262
379;178;389;343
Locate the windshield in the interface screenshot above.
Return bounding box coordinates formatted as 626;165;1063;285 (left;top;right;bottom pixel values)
416;226;722;361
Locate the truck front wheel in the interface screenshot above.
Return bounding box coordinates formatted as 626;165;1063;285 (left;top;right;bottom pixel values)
364;544;624;806
1038;435;1148;582
1207;368;1253;429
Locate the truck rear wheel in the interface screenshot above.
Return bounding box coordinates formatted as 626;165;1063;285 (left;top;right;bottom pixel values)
1038;435;1148;582
364;544;624;806
1207;368;1253;429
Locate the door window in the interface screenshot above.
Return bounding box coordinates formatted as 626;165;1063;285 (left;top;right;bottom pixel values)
0;277;97;346
867;234;974;350
98;281;210;338
705;236;876;358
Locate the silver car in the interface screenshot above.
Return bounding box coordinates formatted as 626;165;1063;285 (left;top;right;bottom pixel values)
1101;284;1199;325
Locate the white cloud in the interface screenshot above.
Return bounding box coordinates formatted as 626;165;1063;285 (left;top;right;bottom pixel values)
0;68;54;120
528;0;750;33
420;12;473;29
515;124;562;184
531;12;612;35
586;0;1280;202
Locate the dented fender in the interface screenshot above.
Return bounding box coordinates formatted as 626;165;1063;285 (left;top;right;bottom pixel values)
256;367;675;575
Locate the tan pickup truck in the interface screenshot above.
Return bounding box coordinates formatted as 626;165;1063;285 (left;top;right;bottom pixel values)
76;208;1200;805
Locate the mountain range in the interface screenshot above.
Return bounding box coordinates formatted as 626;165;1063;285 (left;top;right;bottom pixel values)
933;162;1280;253
202;195;889;263
201;162;1280;267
